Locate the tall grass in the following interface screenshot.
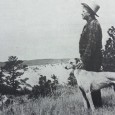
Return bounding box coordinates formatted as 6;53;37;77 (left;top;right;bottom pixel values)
1;86;115;115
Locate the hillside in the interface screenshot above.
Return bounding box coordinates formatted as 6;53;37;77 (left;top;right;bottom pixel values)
21;62;72;87
0;58;70;67
23;58;70;66
0;58;71;88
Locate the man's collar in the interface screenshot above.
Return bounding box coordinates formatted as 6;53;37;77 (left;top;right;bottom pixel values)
87;16;96;23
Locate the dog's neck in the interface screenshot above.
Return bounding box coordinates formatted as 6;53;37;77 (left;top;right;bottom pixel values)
75;69;81;74
71;67;81;75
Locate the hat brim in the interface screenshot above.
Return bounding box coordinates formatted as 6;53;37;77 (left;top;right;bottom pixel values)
81;3;99;17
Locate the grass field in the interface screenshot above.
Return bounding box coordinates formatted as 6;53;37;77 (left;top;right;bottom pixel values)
1;86;115;115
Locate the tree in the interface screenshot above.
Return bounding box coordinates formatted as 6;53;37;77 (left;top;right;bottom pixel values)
102;26;115;71
68;72;77;86
31;75;50;97
51;74;58;91
2;56;28;92
38;75;47;96
31;74;59;98
0;67;5;84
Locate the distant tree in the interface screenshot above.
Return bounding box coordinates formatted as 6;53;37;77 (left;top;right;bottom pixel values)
51;74;58;91
0;67;5;84
19;87;31;95
31;75;49;97
51;74;58;84
31;85;40;98
31;74;59;98
38;75;47;96
102;26;115;71
2;56;28;92
68;72;77;86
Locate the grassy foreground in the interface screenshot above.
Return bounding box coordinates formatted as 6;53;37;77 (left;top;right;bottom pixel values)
1;86;115;115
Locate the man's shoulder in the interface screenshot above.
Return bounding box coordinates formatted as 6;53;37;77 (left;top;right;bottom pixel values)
90;19;100;26
89;19;101;29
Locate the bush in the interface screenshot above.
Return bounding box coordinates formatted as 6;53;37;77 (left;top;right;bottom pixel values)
30;75;59;98
102;26;115;71
68;72;77;86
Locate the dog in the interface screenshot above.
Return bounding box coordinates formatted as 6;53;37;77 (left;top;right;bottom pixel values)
65;58;115;111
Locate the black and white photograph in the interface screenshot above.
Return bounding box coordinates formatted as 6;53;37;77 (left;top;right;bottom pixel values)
0;0;115;114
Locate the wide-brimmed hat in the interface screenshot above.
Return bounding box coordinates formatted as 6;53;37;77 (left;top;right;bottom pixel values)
81;1;100;17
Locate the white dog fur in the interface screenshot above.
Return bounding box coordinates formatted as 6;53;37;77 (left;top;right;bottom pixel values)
65;58;115;111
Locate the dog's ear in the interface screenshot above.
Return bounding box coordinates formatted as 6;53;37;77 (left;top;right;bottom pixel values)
74;58;80;63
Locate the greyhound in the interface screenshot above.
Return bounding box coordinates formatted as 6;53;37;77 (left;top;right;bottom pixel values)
65;58;115;111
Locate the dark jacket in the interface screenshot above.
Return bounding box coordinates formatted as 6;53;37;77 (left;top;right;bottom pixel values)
79;18;102;71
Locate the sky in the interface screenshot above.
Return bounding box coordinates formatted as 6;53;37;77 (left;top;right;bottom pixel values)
0;0;115;61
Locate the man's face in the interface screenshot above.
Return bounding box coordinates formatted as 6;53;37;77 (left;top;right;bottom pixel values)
81;6;90;20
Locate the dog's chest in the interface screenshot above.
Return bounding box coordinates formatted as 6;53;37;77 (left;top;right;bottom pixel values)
74;71;91;88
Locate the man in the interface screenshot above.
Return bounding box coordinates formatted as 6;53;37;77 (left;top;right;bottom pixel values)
78;1;103;107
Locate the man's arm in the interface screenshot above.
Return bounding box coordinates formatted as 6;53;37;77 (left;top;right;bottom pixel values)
81;20;100;65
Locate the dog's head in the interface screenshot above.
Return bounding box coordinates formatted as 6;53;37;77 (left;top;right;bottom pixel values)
65;58;80;70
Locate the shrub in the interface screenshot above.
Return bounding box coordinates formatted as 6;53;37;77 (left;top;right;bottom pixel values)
102;26;115;71
30;75;59;98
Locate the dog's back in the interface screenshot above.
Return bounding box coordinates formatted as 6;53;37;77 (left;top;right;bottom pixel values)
74;70;115;91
